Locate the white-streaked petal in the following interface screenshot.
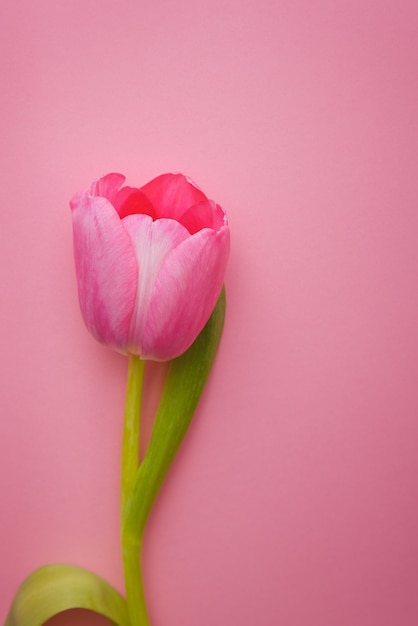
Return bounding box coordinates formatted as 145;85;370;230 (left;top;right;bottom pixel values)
121;215;190;355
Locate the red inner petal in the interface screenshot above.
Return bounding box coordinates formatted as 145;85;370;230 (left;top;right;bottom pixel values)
179;200;224;234
139;173;208;221
114;187;157;220
114;185;225;236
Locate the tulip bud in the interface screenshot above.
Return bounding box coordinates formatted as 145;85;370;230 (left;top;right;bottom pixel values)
70;173;230;360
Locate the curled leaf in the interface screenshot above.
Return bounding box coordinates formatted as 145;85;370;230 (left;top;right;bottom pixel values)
5;564;129;626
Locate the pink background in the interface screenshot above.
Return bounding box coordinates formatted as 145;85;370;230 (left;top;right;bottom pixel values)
1;1;418;624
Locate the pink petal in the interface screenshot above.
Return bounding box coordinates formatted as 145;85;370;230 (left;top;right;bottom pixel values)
121;215;190;355
141;225;230;360
71;192;138;352
139;173;208;221
89;173;125;203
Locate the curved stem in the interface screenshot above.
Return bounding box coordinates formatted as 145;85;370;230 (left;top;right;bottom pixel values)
121;356;149;625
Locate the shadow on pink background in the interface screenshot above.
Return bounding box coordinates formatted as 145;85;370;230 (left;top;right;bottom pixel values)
1;1;418;624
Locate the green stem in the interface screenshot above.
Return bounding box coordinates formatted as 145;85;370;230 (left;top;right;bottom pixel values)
121;356;145;517
121;356;149;626
122;539;149;626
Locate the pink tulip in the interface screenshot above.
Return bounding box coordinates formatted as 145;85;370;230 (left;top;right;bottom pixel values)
70;173;230;361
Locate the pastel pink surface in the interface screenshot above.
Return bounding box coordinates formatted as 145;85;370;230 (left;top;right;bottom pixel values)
1;1;418;625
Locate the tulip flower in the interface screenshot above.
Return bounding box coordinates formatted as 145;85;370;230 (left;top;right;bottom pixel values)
70;172;230;360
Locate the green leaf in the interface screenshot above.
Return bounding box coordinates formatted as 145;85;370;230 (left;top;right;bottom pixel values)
123;287;226;542
5;564;129;626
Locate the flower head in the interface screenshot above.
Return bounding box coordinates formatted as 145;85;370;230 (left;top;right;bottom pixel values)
70;173;230;360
